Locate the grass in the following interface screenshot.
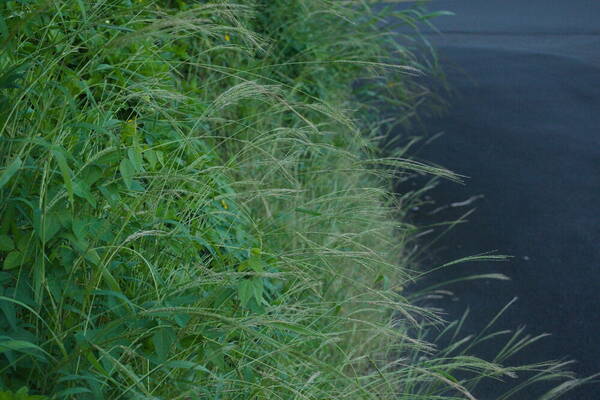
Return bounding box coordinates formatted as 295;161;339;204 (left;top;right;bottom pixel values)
0;0;590;399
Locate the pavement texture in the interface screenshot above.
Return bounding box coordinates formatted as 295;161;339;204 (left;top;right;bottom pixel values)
386;1;600;398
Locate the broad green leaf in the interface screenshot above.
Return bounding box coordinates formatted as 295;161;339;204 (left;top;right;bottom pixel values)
129;179;145;191
0;235;14;252
192;234;217;258
33;209;62;244
0;63;29;90
99;184;120;206
63;232;88;254
119;158;135;190
3;251;23;270
127;147;144;173
0;157;22;190
205;343;225;370
84;350;109;377
238;255;264;273
73;180;97;207
94;147;121;166
51;149;74;203
238;279;253;308
100;266;121;292
84;249;102;266
80;164;103;186
92;290;134;310
252;278;264;304
152;326;175;362
71;217;87;242
121;119;137;141
144;149;158;169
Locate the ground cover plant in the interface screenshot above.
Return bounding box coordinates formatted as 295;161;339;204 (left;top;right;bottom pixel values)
0;0;589;399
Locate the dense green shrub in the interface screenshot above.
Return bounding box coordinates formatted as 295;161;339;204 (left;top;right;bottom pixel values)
0;0;585;399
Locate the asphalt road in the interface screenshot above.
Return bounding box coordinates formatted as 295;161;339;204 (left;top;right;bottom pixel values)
386;1;600;398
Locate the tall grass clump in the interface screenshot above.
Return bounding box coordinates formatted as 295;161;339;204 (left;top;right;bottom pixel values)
0;0;588;399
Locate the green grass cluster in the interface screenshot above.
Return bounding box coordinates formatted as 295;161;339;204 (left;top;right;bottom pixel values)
0;0;587;399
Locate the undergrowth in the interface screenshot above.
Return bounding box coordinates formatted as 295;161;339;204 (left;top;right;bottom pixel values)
0;0;588;399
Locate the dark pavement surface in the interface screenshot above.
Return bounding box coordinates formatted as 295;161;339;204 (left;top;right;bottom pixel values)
387;1;600;398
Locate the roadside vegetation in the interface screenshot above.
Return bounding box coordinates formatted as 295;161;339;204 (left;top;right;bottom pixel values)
0;0;587;399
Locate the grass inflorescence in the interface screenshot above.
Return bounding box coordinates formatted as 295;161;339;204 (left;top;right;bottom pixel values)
0;0;588;399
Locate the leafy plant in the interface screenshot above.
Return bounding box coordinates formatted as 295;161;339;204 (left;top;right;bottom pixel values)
0;0;586;399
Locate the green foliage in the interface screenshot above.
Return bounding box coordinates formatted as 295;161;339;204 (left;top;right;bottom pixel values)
0;0;585;399
0;387;46;400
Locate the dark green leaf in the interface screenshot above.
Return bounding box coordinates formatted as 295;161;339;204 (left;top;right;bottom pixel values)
51;149;74;203
119;158;135;190
55;387;92;398
33;209;62;244
0;235;14;252
152;326;175;362
0;63;29;90
238;279;253;308
80;164;103;186
3;250;23;270
164;360;213;376
252;278;264;304
0;296;16;331
0;338;46;360
0;156;22;190
73;180;97;207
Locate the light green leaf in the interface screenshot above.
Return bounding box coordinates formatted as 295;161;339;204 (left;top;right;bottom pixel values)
156;150;164;166
127;147;144;173
144;149;158;169
238;255;264;273
252;278;264;304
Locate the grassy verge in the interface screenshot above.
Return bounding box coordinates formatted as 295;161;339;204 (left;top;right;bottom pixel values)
0;0;587;399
